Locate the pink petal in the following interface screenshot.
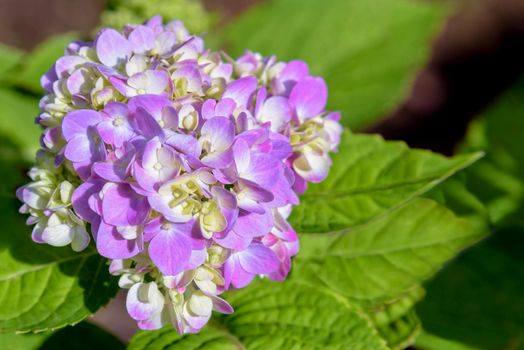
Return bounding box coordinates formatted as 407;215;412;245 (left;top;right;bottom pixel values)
289;77;327;120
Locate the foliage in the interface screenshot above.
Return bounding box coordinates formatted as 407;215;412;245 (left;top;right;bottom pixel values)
0;322;125;350
100;0;211;33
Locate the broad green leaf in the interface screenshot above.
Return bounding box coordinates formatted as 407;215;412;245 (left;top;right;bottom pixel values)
0;89;41;159
0;44;23;79
0;194;118;332
289;131;483;234
417;227;524;349
129;281;389;350
0;332;48;350
415;332;480;350
294;197;489;306
367;287;425;350
211;0;450;128
8;34;76;94
0;322;125;350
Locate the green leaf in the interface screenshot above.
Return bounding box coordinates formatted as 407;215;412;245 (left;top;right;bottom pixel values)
417;227;524;349
8;34;76;94
0;322;125;350
366;287;425;350
0;194;118;332
128;281;389;350
415;332;480;350
294;197;489;306
0;89;41;159
0;44;23;79
289;131;483;234
211;0;450;128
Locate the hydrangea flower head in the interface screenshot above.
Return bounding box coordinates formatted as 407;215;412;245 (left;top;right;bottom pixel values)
17;17;342;333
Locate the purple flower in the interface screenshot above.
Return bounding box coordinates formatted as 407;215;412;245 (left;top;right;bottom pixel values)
18;16;342;335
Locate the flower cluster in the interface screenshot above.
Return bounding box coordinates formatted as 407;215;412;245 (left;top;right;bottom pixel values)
17;17;342;333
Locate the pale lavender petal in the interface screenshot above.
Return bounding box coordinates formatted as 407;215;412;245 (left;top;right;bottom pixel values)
96;29;131;67
128;70;170;95
62;110;102;141
155;31;177;56
128;25;156;54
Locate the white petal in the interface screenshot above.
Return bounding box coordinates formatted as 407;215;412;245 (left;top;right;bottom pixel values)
71;226;90;252
42;224;74;247
187;291;213;317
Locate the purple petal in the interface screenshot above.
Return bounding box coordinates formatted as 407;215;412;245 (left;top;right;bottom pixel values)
224;256;255;289
62;110;102;141
65;136;92;163
223;76;257;108
165;133;201;158
128;94;173;121
149;222;193;276
72;180;105;222
96;29;131;67
212;296;234;314
102;183;149;226
238;243;279;275
131;107;164;138
213;229;252;250
233;210;273;238
215;98;236;117
240;153;281;189
290;77;328;120
280;60;309;82
96;221;140;259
